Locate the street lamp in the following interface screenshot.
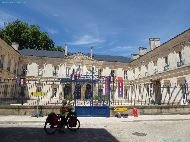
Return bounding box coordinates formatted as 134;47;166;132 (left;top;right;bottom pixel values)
111;70;115;106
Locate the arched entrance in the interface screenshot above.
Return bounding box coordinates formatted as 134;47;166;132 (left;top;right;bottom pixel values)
153;80;161;105
85;84;91;99
64;84;71;100
75;84;81;99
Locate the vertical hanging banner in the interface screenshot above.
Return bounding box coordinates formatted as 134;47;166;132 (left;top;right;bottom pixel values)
76;65;81;78
105;76;111;96
20;78;26;86
118;77;123;97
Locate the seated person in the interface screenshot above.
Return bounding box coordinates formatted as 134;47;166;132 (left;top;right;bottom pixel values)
60;100;68;126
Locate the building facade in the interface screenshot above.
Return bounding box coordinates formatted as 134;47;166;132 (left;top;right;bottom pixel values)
128;29;190;106
0;28;190;106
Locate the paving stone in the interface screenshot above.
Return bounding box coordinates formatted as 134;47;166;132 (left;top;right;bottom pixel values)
0;115;190;142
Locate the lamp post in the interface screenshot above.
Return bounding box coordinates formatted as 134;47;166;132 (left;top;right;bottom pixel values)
86;67;98;106
35;67;43;117
91;67;94;107
98;69;103;105
111;76;114;106
36;78;41;118
111;70;115;106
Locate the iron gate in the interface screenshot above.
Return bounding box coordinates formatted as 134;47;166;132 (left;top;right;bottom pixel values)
60;67;110;117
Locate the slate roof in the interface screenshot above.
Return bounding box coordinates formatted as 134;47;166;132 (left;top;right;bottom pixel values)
19;49;65;58
19;49;131;63
92;54;130;63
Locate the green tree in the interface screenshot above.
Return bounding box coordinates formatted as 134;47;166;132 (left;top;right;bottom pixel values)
0;20;59;51
54;46;65;52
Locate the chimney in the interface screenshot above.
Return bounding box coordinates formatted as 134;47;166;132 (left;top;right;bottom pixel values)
131;54;139;60
11;42;19;50
149;38;160;50
90;46;93;58
139;47;147;56
65;44;68;56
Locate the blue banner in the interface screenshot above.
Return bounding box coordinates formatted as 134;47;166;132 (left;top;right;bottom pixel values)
105;76;111;96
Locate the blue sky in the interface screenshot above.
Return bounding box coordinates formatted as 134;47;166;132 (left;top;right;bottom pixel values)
0;0;190;57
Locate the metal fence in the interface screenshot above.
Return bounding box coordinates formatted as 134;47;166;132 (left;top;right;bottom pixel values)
110;82;190;106
0;79;190;107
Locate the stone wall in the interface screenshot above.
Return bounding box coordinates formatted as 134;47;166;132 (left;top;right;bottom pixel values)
0;105;60;116
0;105;190;116
110;105;190;116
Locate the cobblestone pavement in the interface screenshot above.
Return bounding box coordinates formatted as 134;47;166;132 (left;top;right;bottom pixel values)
0;115;190;142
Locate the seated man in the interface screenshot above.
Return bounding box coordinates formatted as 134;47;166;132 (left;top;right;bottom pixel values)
60;99;77;122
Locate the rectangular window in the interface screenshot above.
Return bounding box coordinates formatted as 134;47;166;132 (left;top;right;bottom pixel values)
111;70;115;77
66;67;70;77
138;67;141;72
145;65;148;70
166;85;170;95
179;52;182;62
53;67;57;76
165;57;168;65
36;87;42;92
52;88;57;97
164;57;169;71
124;70;128;80
38;68;43;76
98;69;102;77
153;60;157;66
177;51;185;67
145;72;148;76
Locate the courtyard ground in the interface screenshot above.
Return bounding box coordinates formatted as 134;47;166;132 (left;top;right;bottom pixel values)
0;115;190;142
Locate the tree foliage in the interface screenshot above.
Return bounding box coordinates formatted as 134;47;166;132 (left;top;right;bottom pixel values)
0;20;64;51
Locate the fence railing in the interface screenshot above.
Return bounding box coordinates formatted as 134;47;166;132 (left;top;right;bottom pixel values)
1;82;189;106
115;83;190;106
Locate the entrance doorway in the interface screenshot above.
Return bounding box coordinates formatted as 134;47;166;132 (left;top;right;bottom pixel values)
85;84;91;99
153;80;162;105
75;84;81;99
52;88;57;97
64;84;71;100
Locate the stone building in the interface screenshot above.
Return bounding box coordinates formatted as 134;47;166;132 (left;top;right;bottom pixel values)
0;28;190;106
127;28;190;105
0;39;21;104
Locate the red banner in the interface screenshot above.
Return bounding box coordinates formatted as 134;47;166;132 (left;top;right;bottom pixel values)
118;77;123;97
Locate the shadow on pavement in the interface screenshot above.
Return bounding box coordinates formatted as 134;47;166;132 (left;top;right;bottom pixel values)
0;127;119;142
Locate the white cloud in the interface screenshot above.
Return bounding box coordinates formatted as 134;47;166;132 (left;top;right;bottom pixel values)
46;27;58;35
69;35;105;45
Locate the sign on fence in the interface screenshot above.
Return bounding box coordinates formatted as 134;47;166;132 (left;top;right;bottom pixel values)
114;107;128;112
31;92;47;97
